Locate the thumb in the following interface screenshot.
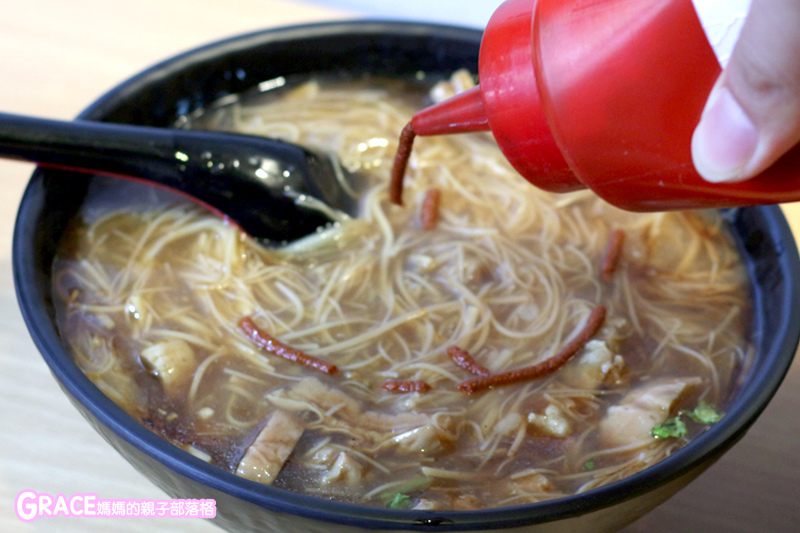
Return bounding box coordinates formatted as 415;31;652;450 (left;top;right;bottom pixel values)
692;0;800;183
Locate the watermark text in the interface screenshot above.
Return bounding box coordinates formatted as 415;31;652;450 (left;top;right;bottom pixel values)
15;491;216;521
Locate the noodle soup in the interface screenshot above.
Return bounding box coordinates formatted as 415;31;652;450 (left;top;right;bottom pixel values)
53;73;752;510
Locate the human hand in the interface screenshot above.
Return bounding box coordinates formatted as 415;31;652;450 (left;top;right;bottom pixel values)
692;0;800;183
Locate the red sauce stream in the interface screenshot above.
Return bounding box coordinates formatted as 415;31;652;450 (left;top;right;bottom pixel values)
457;305;607;394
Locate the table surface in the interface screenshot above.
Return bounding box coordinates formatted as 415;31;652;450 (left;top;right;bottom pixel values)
1;1;798;532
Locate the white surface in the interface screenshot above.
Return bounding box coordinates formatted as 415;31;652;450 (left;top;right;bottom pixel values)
692;0;751;67
308;0;502;27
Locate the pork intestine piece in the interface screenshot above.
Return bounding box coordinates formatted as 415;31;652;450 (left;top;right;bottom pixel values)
139;339;196;398
236;409;305;484
598;377;702;448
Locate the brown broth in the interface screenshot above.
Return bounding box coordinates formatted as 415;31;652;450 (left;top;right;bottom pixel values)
53;74;753;510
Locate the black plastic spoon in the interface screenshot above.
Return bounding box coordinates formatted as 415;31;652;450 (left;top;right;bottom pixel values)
1;112;361;244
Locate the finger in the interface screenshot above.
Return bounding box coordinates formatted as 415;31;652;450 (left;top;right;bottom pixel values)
692;0;800;183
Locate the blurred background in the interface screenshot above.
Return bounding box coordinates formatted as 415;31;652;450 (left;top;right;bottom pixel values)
308;0;503;26
0;1;797;532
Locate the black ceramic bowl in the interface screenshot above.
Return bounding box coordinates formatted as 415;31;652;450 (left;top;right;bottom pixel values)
12;20;800;533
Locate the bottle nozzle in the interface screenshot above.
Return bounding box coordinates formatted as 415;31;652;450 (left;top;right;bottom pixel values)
408;0;579;193
411;86;490;136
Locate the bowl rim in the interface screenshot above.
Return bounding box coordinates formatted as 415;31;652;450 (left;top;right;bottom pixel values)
13;19;800;531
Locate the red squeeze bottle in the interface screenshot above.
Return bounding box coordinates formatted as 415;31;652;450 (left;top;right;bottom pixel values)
409;0;800;211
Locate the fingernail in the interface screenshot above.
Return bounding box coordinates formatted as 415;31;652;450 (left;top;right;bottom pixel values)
692;85;758;183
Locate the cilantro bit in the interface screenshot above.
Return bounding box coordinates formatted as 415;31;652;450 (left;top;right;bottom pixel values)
386;493;412;509
651;401;724;439
379;476;431;509
583;458;596;470
651;416;687;439
685;401;724;424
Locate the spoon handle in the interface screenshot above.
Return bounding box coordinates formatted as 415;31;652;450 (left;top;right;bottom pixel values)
0;111;309;189
0;112;336;242
0;112;182;175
